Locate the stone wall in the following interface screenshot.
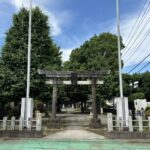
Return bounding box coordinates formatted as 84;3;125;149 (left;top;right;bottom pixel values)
0;130;43;138
106;132;150;139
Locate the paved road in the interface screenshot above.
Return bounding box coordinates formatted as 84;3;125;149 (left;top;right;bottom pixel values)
0;138;150;150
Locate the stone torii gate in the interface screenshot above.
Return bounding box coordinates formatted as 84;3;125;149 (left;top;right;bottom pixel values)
38;69;107;128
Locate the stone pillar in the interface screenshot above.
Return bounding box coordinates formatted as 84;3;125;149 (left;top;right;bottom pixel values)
11;116;15;130
92;78;97;119
89;78;101;128
100;108;103;114
128;116;133;132
62;104;65;109
148;116;150;132
107;113;113;132
36;114;42;131
19;117;23;131
21;98;26;118
3;117;7;131
27;118;32;131
138;116;143;132
118;118;123;132
52;78;57;119
72;104;74;109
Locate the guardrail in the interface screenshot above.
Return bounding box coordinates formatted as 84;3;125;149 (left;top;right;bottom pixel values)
107;113;150;132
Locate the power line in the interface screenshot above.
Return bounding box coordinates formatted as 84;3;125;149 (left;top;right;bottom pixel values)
124;29;150;64
138;61;150;72
128;53;150;73
124;0;148;45
123;1;150;56
123;1;150;55
123;14;150;60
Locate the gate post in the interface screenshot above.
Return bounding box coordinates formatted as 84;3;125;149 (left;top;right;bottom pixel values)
19;117;23;131
128;116;133;132
3;117;7;131
107;113;113;132
36;114;42;131
27;118;32;131
138;116;143;132
11;116;15;130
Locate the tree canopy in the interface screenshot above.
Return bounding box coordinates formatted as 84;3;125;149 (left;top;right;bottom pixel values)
64;33;124;72
0;7;62;116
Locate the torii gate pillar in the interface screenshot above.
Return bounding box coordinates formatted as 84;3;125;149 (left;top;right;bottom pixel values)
52;78;57;119
89;77;101;128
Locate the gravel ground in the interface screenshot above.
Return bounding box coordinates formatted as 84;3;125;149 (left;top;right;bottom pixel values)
44;129;106;140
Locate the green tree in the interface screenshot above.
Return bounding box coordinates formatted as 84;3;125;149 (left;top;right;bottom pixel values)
65;33;124;72
141;72;150;100
64;33;124;100
129;92;145;102
0;7;62;117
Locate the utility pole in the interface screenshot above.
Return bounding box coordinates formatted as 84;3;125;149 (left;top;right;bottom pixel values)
116;0;128;126
21;0;33;128
116;0;123;98
23;0;33;128
26;0;32;99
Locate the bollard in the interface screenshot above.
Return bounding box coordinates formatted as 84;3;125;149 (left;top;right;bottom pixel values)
36;114;42;131
11;116;15;130
3;117;7;131
107;113;113;132
19;117;23;131
128;116;133;132
138;116;143;132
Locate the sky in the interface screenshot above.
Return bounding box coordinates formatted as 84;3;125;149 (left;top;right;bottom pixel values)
0;0;150;74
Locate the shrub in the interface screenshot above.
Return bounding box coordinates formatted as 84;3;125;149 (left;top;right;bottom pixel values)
129;92;145;102
145;107;150;117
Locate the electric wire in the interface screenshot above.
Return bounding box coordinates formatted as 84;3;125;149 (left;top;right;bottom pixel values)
123;1;150;56
123;13;150;61
128;53;150;73
124;0;148;45
137;61;150;72
124;29;150;64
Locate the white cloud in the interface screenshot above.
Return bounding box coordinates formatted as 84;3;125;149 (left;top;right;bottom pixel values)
61;48;73;62
42;10;62;36
9;0;72;36
10;0;28;8
44;10;72;36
